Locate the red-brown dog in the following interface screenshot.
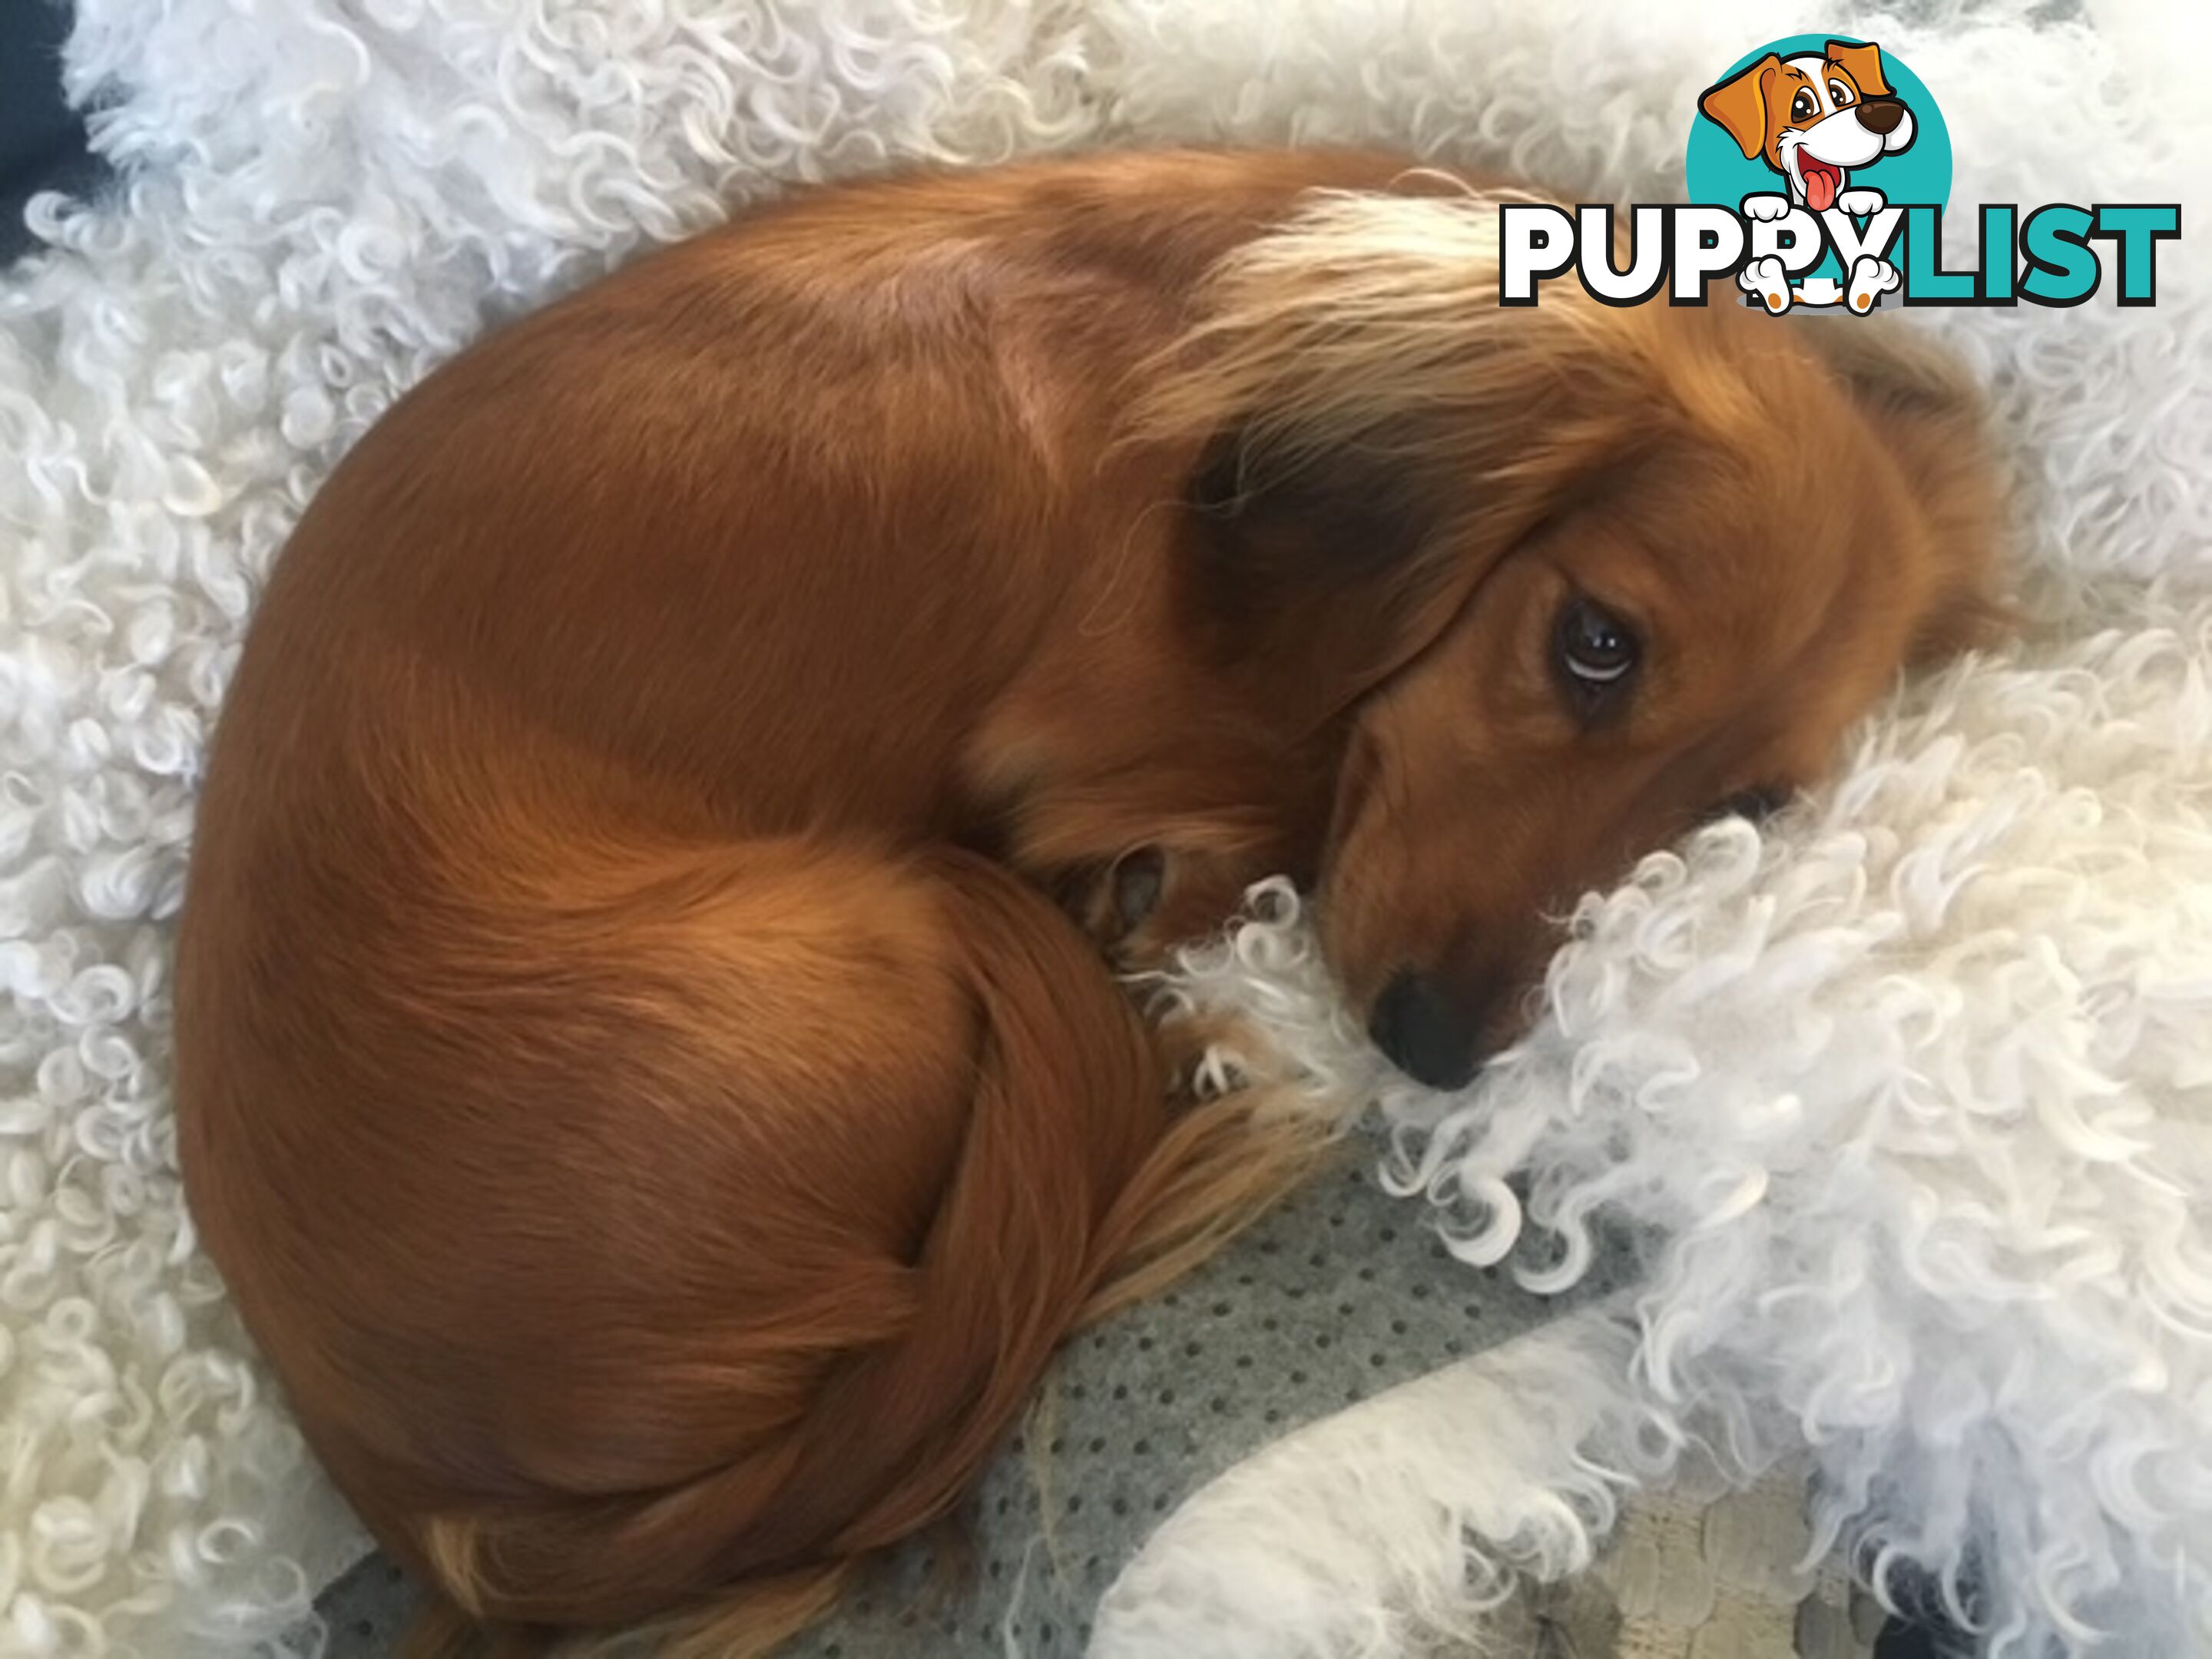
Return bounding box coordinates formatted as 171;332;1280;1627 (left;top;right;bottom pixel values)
174;149;1999;1654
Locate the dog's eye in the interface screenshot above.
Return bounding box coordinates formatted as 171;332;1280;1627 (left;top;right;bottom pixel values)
1792;89;1817;121
1829;80;1854;108
1555;598;1640;705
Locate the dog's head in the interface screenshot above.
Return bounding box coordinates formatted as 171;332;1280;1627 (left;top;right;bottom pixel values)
1145;187;2001;1089
1700;40;1916;212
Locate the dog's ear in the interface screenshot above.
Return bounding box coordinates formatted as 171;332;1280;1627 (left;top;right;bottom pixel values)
1806;320;2012;663
1173;423;1483;716
1700;54;1781;159
1826;38;1893;99
1810;316;1978;422
1909;583;2015;664
1135;187;1645;724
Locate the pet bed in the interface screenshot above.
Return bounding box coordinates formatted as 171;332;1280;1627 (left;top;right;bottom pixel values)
2;1;2206;1656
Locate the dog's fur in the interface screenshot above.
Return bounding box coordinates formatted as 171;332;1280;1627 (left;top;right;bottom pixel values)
171;149;1998;1654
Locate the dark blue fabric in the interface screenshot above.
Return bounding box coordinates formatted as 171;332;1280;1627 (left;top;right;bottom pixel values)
0;1;103;264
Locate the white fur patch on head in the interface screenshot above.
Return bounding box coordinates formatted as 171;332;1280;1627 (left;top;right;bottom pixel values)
1132;184;1604;471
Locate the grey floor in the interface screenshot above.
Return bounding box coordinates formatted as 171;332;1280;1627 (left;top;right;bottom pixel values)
316;1148;1621;1654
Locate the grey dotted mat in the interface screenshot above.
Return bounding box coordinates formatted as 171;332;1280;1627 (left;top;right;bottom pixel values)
316;1147;1615;1654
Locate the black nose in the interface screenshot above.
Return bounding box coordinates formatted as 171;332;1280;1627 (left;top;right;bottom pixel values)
1858;97;1905;135
1368;972;1481;1091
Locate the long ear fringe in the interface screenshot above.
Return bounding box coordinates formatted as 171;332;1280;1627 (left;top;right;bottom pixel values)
1800;314;2012;665
1126;186;1640;485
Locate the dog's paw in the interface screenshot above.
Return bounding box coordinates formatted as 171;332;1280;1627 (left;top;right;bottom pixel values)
1065;843;1277;972
1738;255;1792;314
1835;187;1886;217
1740;193;1793;224
1061;846;1165;954
1846;255;1901;313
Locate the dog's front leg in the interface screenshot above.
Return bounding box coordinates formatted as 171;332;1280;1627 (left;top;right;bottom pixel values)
1738;256;1795;314
1846;255;1901;313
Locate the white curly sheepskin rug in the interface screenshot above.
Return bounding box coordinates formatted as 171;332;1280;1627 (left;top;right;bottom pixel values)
2;1;2205;1655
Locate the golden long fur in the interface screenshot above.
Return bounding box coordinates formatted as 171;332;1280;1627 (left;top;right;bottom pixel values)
172;149;2000;1655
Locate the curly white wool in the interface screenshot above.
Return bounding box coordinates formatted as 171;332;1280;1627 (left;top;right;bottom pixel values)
2;0;2207;1654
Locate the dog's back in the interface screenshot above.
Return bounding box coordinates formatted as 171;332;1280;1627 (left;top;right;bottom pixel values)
175;150;1411;1650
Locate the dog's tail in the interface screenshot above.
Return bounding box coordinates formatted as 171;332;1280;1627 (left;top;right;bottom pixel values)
409;843;1326;1653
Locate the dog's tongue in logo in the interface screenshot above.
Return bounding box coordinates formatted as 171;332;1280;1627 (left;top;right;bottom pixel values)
1799;157;1843;213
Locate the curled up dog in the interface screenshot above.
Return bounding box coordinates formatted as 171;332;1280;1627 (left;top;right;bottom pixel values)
173;149;2002;1654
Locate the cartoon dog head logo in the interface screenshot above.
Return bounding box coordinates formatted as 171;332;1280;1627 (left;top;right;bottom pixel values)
1699;40;1916;215
1687;34;1953;314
